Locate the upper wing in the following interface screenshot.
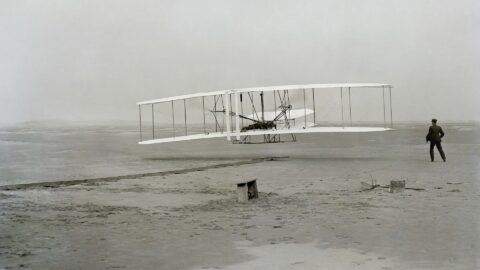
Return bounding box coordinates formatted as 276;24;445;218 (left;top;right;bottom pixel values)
136;83;393;106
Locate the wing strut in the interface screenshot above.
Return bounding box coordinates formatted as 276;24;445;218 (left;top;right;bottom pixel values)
340;87;344;128
224;93;231;141
303;88;307;128
312;88;316;125
348;87;352;125
234;92;240;140
184;99;187;135
139;105;142;141
382;86;386;128
389;87;393;128
240;93;244;128
260;92;264;122
152;104;155;139
211;95;224;133
202;96;206;134
213;95;217;132
171;100;175;138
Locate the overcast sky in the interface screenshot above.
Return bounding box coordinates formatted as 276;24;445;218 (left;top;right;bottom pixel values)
0;0;478;124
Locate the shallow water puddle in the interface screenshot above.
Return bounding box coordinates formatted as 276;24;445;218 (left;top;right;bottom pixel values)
193;241;398;270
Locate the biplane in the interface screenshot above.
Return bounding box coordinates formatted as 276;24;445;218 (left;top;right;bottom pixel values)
137;83;393;144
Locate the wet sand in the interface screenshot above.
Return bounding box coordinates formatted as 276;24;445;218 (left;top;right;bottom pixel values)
0;125;479;269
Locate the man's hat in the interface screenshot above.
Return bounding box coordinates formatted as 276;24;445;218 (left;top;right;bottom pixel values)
432;118;437;123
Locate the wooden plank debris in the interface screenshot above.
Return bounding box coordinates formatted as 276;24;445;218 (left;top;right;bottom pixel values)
360;179;425;192
237;179;258;202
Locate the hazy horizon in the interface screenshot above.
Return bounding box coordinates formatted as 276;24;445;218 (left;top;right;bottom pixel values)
1;119;478;129
1;0;479;124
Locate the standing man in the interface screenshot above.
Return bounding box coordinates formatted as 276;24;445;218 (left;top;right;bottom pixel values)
426;119;446;162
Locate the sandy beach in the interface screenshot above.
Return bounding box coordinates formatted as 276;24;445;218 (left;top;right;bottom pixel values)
0;123;479;269
2;0;479;268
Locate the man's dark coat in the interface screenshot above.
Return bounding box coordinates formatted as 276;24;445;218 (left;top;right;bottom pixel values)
426;125;445;143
